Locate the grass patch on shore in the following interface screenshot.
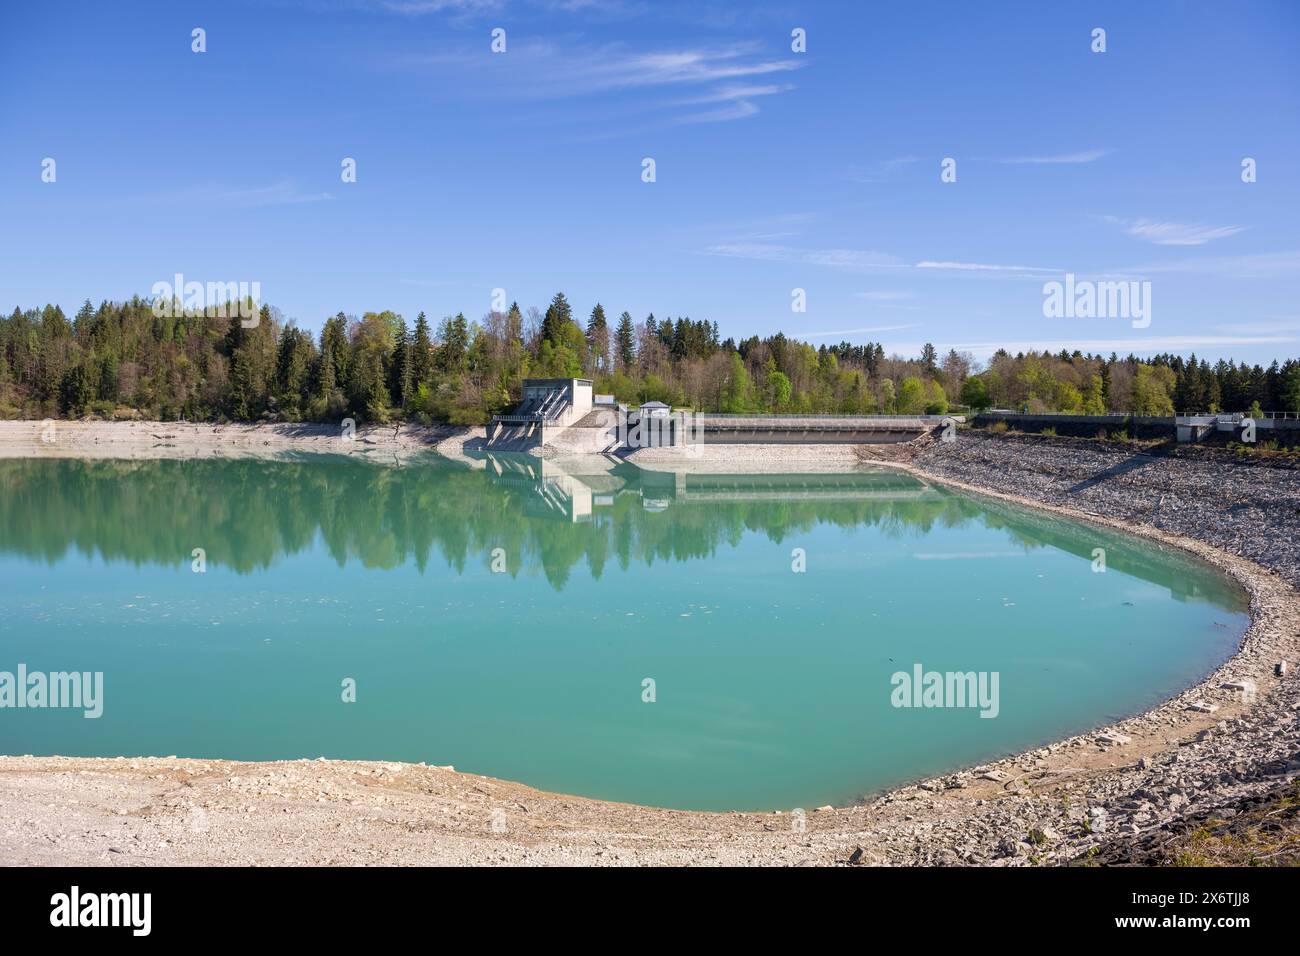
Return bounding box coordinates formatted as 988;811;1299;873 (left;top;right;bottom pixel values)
1081;782;1300;867
1227;439;1300;460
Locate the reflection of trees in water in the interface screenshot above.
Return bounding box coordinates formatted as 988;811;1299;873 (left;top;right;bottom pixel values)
0;457;1242;603
970;496;1245;607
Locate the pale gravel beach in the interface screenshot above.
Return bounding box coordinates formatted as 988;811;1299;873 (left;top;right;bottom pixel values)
1;421;1297;866
0;420;455;461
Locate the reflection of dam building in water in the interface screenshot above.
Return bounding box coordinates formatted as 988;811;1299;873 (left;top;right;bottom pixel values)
480;453;943;523
486;378;961;454
483;453;601;522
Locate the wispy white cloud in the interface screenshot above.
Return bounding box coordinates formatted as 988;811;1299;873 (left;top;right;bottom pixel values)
1097;214;1246;246
111;180;334;210
672;82;793;123
701;239;1300;289
677;100;759;123
395;40;803;125
805;323;921;338
854;291;914;301
850;150;1108;181
1212;318;1300;335
354;0;632;15
208;182;335;207
700;243;1064;278
561;45;802;96
701;243;903;270
996;148;1112;165
915;260;1057;275
1114;249;1299;277
847;156;919;183
349;0;503;15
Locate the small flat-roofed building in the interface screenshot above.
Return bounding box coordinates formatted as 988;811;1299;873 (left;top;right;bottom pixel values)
486;378;595;449
520;378;593;419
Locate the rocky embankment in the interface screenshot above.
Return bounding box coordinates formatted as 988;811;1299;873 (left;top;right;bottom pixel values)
860;431;1300;864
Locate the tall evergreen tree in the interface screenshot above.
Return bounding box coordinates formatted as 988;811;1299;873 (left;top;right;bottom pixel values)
614;311;635;371
920;342;938;376
411;312;433;388
388;317;412;410
540;293;572;344
586;303;609;372
321;313;350;388
437;314;470;373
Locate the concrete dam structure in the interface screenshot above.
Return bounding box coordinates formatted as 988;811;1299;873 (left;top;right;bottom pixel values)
487;378;960;454
692;414;955;444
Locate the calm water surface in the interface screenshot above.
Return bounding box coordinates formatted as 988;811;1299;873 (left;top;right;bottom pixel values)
0;454;1249;810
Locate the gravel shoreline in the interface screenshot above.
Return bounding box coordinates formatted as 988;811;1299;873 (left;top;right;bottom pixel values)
857;432;1300;863
1;424;1297;866
0;419;457;460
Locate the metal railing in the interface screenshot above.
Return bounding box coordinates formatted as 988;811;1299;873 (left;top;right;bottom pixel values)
698;413;957;420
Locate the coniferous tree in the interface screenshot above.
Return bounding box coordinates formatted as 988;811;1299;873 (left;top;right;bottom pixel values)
321;313;350;388
411;312;433;388
586;303;609;373
437;314;470;374
388;317;412;410
614;311;635;371
540;293;572;345
920;343;938;376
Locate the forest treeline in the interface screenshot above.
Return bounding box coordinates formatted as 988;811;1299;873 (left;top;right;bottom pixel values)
3;293;1299;423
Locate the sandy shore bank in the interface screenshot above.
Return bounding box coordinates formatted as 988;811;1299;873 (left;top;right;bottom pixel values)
2;423;1297;866
0;420;459;461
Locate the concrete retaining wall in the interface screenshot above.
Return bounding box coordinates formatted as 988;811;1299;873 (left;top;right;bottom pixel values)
972;412;1300;446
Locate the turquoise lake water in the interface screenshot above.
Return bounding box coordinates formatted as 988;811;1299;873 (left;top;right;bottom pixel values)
0;454;1249;811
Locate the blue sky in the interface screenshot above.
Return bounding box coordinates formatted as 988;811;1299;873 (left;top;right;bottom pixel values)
1;0;1298;364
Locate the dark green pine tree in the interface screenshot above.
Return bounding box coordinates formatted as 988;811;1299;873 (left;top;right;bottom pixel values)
313;334;338;416
505;302;524;349
321;313;350;388
586;303;609;372
274;327;315;415
388;318;413;411
60;354;98;416
540;292;572;345
352;348;389;423
228;348;256;420
437;314;470;374
41;304;71;339
614;311;635;371
411;312;433;388
98;353;118;402
74;299;95;333
1202;360;1221;412
920;342;938;375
